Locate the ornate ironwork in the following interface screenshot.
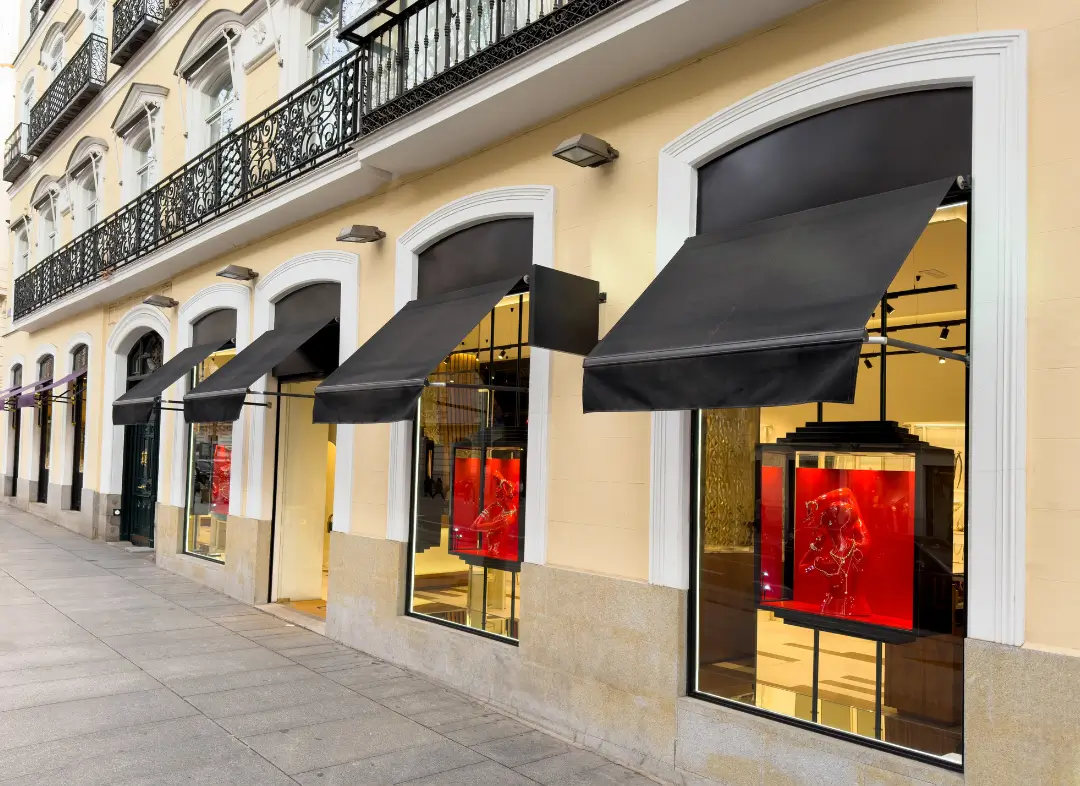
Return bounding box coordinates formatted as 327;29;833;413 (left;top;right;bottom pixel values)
4;124;34;183
27;35;108;156
14;0;625;321
112;0;185;65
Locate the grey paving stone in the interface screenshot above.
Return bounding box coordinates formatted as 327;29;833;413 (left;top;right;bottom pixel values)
216;617;294;632
243;708;444;774
355;677;436;700
0;576;35;599
1;728;254;786
472;731;573;767
377;689;475;718
0;603;96;648
138;645;291;681
215;695;379;737
425;713;506;734
0;642;119;673
398;761;537;785
0;657;138;688
67;605;218;637
545;763;656;785
322;662;409;688
274;642;352;658
103;627;254;662
191;603;258;619
409;700;493;729
513;750;610;784
166;664;316;697
112;749;299;786
292;651;382;671
174;594;243;609
0;670;161;711
294;739;485;785
0;596;47;607
243;631;328;650
443;717;534;746
185;675;358;718
0;688;199;750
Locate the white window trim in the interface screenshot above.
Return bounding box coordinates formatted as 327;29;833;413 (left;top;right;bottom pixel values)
649;32;1027;647
20;78;35;126
185;41;243;157
44;31;65;81
13;226;31;278
167;283;252;515
387;185;555;567
36;196;59;259
71;156;103;234
122;111;161;201
245;250;359;530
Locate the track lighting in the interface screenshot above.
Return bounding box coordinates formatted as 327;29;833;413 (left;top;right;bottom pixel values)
885;303;895;314
863;358;873;369
939;326;950;341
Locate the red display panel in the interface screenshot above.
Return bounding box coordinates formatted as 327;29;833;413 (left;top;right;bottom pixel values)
210;444;231;516
450;454;521;564
761;466;915;632
759;464;785;602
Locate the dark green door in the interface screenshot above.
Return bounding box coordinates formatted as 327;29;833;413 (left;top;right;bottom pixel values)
120;333;163;547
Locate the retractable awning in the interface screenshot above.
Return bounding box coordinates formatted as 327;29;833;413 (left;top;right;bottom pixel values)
582;179;956;413
113;342;230;425
314;265;599;424
2;379;49;409
16;369;85;408
184;319;336;423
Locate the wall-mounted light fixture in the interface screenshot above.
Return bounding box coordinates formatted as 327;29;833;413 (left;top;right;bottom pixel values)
552;133;619;167
217;264;259;282
337;225;386;243
143;294;179;309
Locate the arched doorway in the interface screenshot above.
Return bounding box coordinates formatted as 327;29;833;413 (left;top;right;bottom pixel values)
35;354;54;504
121;332;163;546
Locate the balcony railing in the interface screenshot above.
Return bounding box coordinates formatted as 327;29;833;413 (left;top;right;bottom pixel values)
13;0;623;321
4;124;34;183
27;0;57;42
112;0;185;66
27;35;108;157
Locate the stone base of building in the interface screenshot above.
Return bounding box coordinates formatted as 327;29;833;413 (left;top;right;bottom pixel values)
154;504;271;605
325;531;684;780
3;478;105;540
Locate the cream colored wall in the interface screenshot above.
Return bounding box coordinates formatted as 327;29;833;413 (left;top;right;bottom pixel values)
7;0;1079;648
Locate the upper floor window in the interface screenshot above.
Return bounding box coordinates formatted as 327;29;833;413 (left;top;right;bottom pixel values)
37;197;58;257
44;31;64;82
13;225;30;277
205;72;237;145
306;0;349;76
72;158;102;233
20;78;35;125
88;0;106;37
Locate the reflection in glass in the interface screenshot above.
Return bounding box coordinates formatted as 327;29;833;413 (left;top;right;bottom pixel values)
184;349;236;562
409;292;529;641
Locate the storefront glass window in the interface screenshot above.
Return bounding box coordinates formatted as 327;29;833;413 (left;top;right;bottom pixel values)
691;205;968;764
408;291;529;641
184;348;236;562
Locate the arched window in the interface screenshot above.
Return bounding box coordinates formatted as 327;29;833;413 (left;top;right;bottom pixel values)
20;78;34;126
127;332;164;379
204;68;237;145
72;155;103;233
87;0;106;37
44;31;64;82
37;196;59;258
13;225;30;277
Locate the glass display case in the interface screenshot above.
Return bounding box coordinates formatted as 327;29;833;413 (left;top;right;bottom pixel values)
757;421;955;642
449;439;525;569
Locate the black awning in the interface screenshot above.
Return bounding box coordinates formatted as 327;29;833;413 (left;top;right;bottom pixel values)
313;278;519;424
184;319;335;423
112;342;227;426
582;178;956;413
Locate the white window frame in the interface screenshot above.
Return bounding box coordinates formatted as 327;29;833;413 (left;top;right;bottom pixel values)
186;41;241;156
13;226;31;277
71;158;102;234
44;31;64;82
305;0;349;78
87;0;106;38
122;109;160;202
20;78;35;127
36;198;59;259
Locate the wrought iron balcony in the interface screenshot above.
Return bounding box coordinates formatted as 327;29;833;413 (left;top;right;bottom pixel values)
4;125;34;184
14;0;623;321
112;0;185;66
27;35;108;157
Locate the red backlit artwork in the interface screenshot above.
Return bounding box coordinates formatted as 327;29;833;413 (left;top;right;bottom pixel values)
760;465;915;632
450;454;522;564
210;444;231;516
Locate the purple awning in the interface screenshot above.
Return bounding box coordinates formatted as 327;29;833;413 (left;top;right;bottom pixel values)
16;370;86;408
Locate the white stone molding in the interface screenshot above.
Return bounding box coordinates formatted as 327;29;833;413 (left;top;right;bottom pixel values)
99;305;172;496
246;250;359;533
167;283;252;514
388;185;555;568
55;332;93;502
28;343;59;490
3;355;27;481
650;32;1028;647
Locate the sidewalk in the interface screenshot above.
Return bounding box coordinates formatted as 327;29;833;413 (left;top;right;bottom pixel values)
0;504;656;785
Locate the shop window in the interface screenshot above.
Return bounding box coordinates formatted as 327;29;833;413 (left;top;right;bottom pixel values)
35;354;54;504
69;344;88;512
690;203;969;764
8;365;22;497
407;289;529;642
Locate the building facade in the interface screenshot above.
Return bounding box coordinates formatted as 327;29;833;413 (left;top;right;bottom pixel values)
2;0;1077;783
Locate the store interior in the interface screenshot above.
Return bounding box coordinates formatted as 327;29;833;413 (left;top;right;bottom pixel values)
274;379;336;619
409;293;529;640
694;204;968;762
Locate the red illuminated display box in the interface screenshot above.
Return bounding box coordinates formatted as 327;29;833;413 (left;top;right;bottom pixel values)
449;440;525;570
758;421;955;642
